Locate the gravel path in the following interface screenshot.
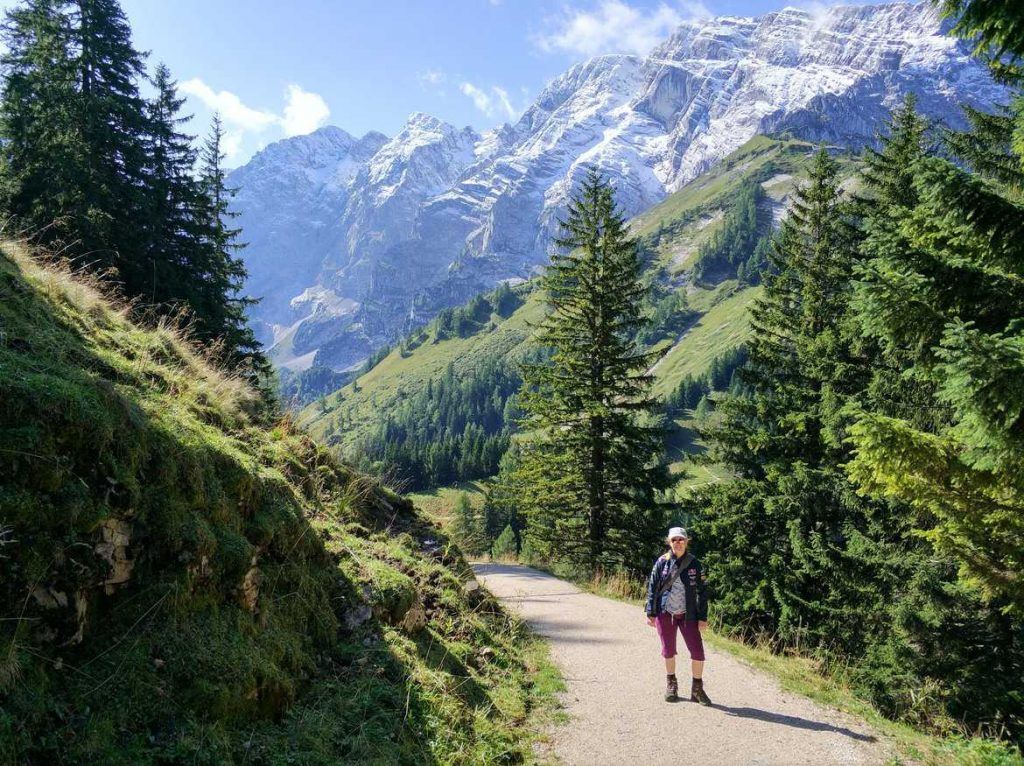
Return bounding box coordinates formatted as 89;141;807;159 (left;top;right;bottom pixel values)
472;562;893;766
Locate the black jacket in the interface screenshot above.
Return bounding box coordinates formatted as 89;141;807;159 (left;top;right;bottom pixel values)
645;552;708;621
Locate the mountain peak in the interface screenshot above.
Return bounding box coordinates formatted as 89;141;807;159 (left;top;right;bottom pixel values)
404;111;450;131
232;0;1007;370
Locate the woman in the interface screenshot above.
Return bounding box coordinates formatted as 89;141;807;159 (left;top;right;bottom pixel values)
645;526;711;704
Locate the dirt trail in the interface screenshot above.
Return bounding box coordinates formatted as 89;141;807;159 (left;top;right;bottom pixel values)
472;562;893;766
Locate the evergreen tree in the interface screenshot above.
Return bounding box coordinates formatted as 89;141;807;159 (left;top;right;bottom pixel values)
0;1;268;380
450;492;485;555
0;0;149;283
491;524;517;560
141;62;201;306
693;149;871;646
195;114;268;380
70;0;150;285
513;169;670;572
692;178;771;284
847;105;1024;613
0;0;78;247
940;0;1024;83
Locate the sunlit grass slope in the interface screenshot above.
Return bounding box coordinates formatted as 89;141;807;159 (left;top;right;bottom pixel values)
0;242;559;765
301;286;546;451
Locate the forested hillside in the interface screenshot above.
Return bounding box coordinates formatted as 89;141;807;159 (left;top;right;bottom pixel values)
0;243;555;763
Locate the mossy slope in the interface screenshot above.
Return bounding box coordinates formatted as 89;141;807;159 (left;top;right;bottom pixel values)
0;243;556;765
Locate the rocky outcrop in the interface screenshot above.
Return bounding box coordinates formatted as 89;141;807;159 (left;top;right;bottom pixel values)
96;517;134;595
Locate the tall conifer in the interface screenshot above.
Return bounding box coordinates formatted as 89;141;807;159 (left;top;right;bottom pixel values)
195;114;267;380
513;169;670;572
141;62;200;307
694;150;873;646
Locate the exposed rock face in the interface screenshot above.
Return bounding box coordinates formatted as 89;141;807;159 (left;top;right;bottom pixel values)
96;517;134;595
240;555;262;613
229;127;387;341
231;2;1008;371
399;596;428;634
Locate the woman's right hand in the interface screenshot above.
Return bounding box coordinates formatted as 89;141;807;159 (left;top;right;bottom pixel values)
646;616;656;627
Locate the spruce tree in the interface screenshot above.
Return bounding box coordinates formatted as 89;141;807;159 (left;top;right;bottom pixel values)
450;492;485;555
68;0;150;286
0;1;268;382
0;0;81;250
195;114;268;380
847;114;1024;614
512;169;670;572
693;149;872;646
141;62;201;307
0;0;149;288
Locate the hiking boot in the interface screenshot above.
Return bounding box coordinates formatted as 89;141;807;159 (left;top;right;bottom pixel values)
690;677;712;706
665;674;679;702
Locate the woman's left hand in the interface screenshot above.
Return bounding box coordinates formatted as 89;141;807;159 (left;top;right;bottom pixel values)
698;621;708;631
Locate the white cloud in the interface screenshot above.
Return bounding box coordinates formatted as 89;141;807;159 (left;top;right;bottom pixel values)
281;83;330;137
180;78;278;132
419;69;446;88
460;82;493;114
536;0;711;58
491;86;517;119
180;78;332;161
221;131;244;163
460;82;521;120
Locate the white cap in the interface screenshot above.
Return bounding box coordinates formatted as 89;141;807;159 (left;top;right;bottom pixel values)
667;526;688;540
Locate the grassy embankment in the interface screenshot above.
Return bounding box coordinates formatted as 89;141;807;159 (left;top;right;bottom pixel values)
0;242;562;765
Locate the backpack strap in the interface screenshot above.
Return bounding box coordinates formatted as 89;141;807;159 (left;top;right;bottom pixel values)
653;552;694;602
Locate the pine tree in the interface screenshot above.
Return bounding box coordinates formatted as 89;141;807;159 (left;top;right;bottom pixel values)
0;0;150;289
847;106;1024;614
195;114;268;381
940;0;1024;83
0;1;268;382
0;1;77;246
491;524;517;561
513;169;670;572
693;149;872;646
141;62;201;307
69;0;151;287
450;492;485;555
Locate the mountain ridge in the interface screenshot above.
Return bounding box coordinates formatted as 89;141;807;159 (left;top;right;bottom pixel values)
230;1;1007;371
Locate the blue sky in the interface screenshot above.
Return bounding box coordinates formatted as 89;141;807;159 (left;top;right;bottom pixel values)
24;0;891;164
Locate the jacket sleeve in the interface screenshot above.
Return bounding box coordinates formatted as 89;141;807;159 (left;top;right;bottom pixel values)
696;559;709;622
644;558;660;617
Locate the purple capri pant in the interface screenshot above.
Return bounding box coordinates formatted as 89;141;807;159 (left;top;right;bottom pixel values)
655;612;705;661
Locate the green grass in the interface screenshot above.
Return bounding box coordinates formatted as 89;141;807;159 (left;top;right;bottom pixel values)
300;289;546;455
301;137;820;460
630;135;803;237
702;633;1024;766
0;242;562;765
406;481;491;529
649;282;760;399
299;136;857;503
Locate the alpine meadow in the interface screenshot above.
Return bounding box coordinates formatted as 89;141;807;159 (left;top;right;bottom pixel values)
2;1;1024;765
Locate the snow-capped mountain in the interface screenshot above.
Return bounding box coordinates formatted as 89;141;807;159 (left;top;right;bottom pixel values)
230;2;1007;371
230;126;386;339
